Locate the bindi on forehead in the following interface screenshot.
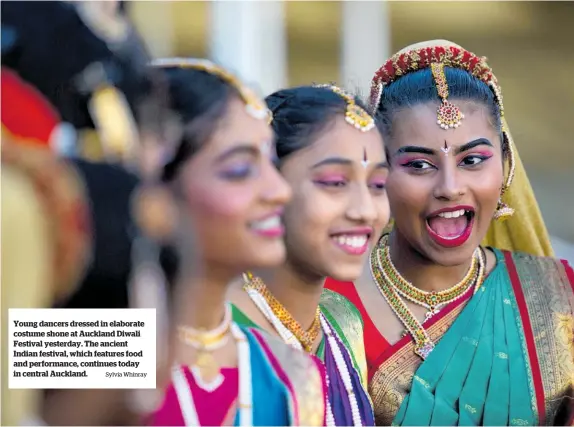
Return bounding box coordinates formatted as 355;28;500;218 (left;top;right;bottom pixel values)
361;147;370;169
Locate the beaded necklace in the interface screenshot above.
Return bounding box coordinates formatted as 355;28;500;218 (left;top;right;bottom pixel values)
370;239;486;359
242;272;321;352
378;235;479;319
242;274;365;426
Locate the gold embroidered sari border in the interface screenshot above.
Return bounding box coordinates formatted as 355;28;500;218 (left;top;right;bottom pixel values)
369;299;467;425
508;252;574;425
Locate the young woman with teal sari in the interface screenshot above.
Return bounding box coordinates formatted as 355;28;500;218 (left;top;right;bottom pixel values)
228;85;391;426
146;59;327;426
326;40;574;426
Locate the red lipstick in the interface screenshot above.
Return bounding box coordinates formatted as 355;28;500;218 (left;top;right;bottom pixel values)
425;205;475;248
330;227;374;256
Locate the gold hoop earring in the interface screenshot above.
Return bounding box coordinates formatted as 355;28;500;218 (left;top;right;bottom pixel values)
493;123;516;221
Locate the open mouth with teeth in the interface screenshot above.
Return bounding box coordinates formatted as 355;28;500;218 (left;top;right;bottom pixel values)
249;214;284;238
425;208;475;248
331;232;372;256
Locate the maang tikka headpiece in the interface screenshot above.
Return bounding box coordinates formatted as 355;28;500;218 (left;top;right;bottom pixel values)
313;83;375;132
369;43;516;219
151;58;273;124
431;62;464;129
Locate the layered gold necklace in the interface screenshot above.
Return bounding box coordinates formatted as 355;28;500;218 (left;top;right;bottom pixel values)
177;304;232;391
380;235;479;319
242;272;321;352
370;235;486;359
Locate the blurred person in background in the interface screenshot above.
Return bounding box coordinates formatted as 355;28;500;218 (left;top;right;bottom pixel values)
1;1;177;425
147;58;327;427
229;84;390;426
326;40;574;426
2;0;151;164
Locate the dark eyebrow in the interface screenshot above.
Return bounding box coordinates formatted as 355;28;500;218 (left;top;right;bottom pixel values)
394;138;493;157
455;138;493;154
215;145;259;162
394;146;435;156
310;157;353;169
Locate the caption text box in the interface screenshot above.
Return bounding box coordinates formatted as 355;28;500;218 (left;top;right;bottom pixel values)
9;309;156;389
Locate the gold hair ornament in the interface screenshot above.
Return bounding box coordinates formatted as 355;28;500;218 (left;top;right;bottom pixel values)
431;63;464;130
88;84;138;163
314;84;375;132
370;44;515;220
151;58;272;123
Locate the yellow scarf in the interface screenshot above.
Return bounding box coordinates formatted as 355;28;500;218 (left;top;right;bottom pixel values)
482;136;554;256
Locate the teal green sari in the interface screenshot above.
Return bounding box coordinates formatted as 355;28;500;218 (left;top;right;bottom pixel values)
394;249;534;425
387;248;574;426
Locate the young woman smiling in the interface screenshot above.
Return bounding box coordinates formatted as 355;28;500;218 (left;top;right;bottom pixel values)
230;84;391;426
148;59;327;427
326;41;574;426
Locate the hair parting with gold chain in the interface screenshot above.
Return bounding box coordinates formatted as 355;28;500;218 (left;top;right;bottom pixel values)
313;84;375;132
370;45;516;220
264;84;382;169
150;58;272;124
149;57;275;184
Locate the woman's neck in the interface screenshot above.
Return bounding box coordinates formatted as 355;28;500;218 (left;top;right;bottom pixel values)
256;261;325;330
388;231;474;292
175;263;235;331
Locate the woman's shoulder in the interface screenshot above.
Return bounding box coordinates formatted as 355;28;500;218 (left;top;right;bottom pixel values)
502;247;571;264
498;248;574;316
500;249;574;286
497;249;574;422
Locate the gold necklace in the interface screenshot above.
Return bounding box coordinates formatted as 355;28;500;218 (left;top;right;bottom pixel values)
370;241;486;359
242;272;321;352
177;303;232;391
379;234;479;318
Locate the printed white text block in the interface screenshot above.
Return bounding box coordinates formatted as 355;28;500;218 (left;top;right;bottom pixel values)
9;309;156;389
